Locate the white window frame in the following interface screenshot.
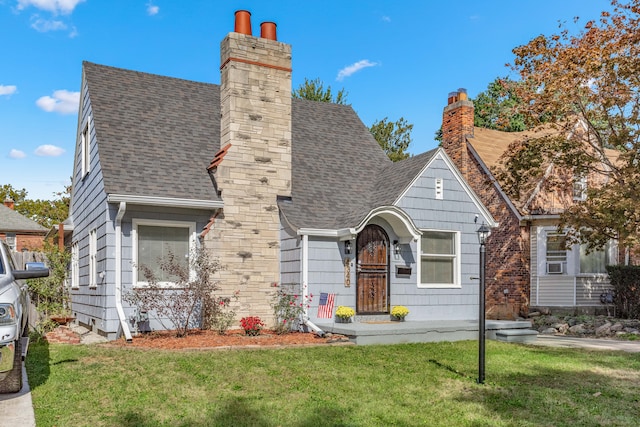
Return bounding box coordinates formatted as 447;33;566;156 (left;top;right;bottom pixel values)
538;226;615;276
89;229;97;287
545;232;567;275
132;219;197;287
435;178;444;200
573;175;587;201
417;229;461;288
81;117;91;178
71;242;79;289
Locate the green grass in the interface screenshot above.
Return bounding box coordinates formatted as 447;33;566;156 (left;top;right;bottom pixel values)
26;340;640;427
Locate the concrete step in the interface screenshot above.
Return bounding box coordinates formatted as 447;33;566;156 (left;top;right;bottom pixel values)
494;329;538;343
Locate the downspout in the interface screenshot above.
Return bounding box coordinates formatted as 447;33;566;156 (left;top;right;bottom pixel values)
300;233;325;337
115;201;133;342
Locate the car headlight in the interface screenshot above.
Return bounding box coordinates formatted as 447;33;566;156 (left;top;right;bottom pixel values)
0;304;16;325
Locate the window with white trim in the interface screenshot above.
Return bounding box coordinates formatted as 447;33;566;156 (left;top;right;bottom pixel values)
71;242;79;289
573;176;587;201
133;220;196;285
89;229;97;287
579;243;610;274
420;230;459;287
546;233;567;274
81;119;90;177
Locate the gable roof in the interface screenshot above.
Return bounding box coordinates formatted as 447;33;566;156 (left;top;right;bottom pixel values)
0;204;47;233
83;62;221;203
83;62;469;232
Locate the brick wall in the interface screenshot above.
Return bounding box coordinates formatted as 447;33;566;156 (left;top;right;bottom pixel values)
443;94;530;318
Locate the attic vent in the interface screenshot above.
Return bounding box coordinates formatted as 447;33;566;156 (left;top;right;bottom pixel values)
208;143;232;170
435;178;444;200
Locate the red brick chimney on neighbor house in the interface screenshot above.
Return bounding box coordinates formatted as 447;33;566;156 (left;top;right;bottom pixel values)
441;89;474;180
3;198;15;210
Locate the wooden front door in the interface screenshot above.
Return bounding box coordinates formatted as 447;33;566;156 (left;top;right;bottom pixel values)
356;224;389;314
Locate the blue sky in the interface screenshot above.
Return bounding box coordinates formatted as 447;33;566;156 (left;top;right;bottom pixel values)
1;0;612;200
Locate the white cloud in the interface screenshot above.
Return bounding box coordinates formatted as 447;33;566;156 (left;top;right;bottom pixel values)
381;15;391;22
146;2;159;16
9;149;26;159
336;60;377;81
0;85;17;96
17;0;85;15
34;144;65;157
30;15;67;32
36;89;79;114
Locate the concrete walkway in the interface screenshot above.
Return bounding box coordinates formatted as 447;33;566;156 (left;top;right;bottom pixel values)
531;335;640;353
0;364;36;427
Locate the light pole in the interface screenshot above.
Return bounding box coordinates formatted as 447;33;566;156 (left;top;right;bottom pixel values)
476;223;491;385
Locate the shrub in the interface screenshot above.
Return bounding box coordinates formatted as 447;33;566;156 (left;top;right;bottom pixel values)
270;283;312;334
240;316;264;336
124;247;221;337
606;265;640;319
203;290;240;335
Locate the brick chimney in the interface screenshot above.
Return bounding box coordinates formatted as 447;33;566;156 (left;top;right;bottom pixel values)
3;198;15;210
442;88;474;179
211;10;292;323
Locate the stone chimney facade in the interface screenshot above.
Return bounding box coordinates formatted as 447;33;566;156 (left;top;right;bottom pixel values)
442;89;474;179
209;13;292;324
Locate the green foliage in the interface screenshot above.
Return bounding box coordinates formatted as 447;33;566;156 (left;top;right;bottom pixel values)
292;77;349;105
369;117;413;162
472;77;528;132
606;265;640;319
0;183;70;228
124;247;221;337
27;241;71;321
203;290;239;335
270;283;311;334
502;0;640;252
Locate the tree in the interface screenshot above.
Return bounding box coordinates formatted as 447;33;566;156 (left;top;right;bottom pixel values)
472;77;529;132
0;183;70;229
292;77;349;105
369;117;413;162
293;78;414;161
499;0;640;252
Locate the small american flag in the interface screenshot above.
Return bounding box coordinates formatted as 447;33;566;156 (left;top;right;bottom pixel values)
317;292;335;318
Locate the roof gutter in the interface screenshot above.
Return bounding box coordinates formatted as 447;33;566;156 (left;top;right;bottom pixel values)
297;228;355;240
107;194;223;209
115;202;133;342
519;214;561;225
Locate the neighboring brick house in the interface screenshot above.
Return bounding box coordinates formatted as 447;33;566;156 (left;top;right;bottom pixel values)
0;198;47;252
442;90;618;318
66;11;497;340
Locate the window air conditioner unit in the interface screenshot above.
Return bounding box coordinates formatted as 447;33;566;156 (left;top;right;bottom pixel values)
547;262;564;274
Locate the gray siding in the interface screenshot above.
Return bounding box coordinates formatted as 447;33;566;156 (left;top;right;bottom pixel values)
394;155;486;321
279;220;301;287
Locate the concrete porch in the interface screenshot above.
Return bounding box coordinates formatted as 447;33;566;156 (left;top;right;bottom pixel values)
313;318;536;345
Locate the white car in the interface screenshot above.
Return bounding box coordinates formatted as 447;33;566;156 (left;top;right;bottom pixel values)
0;240;48;393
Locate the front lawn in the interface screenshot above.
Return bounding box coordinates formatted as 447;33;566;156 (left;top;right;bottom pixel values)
26;340;640;426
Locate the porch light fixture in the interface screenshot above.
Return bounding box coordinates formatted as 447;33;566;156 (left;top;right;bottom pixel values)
344;240;351;255
476;223;491;384
393;240;400;255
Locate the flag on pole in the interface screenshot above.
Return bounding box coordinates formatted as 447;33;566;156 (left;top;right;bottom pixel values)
317;292;335;318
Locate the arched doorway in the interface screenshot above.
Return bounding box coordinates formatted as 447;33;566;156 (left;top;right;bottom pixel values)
356;224;389;314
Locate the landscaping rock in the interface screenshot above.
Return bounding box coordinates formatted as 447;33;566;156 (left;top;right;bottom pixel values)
610;322;624;332
541;328;558;335
595;322;612;337
552;323;569;334
569;324;588;335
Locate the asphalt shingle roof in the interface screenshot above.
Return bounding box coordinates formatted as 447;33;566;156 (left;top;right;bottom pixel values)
84;62;438;231
0;204;47;233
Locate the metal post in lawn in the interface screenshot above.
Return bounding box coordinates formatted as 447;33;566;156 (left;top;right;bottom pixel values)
476;224;490;385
